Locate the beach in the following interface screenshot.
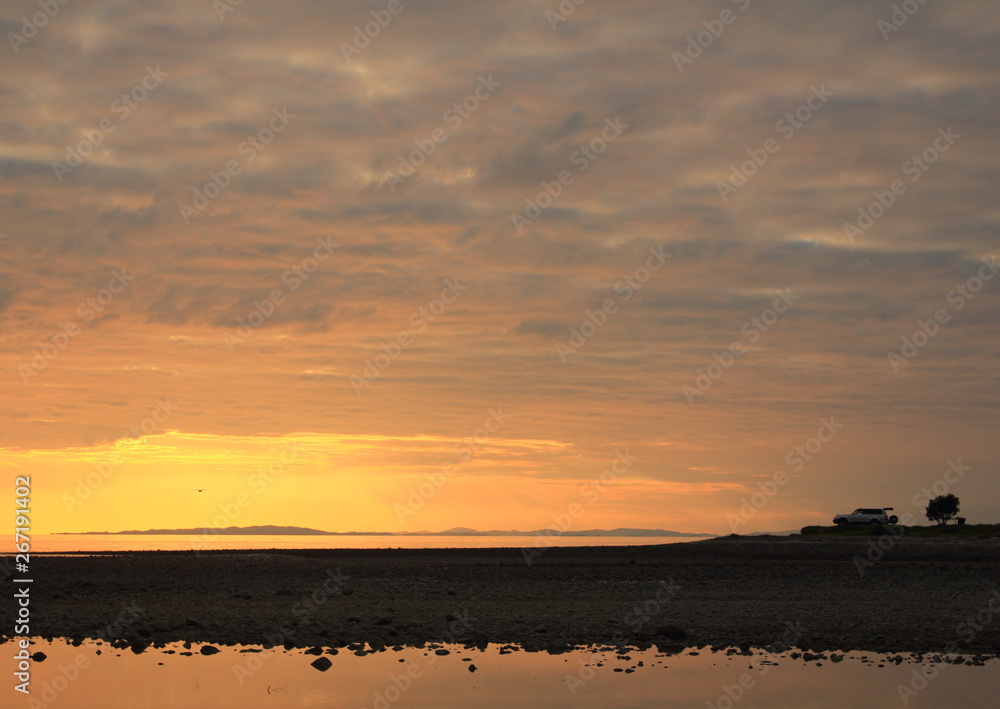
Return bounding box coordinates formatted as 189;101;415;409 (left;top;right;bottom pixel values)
6;536;1000;658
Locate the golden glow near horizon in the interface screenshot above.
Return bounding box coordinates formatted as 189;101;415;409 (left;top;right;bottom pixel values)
4;430;749;534
2;0;999;538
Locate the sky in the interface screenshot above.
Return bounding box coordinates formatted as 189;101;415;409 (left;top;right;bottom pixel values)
1;0;998;537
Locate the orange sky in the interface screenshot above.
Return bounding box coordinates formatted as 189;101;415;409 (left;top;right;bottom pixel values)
1;0;998;537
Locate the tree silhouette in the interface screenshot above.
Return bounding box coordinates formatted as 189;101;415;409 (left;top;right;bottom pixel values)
925;494;960;526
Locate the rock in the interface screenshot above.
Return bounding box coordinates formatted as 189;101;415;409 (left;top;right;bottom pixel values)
434;648;450;656
200;645;221;655
655;642;686;655
311;657;333;672
304;647;324;656
655;625;687;642
30;652;47;662
468;663;478;673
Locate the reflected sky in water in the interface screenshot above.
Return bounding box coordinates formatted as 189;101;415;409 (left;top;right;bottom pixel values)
10;534;715;554
4;639;997;708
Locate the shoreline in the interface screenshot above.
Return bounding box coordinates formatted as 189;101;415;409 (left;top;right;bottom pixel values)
4;537;999;657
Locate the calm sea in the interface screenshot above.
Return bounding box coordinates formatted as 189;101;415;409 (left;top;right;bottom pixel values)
12;534;715;553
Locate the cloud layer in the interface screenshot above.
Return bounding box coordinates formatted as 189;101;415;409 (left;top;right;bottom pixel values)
1;0;998;533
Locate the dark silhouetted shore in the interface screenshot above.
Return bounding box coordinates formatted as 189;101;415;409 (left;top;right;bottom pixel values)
5;536;999;657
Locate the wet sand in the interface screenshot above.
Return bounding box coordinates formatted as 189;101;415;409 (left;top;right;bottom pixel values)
5;537;1000;657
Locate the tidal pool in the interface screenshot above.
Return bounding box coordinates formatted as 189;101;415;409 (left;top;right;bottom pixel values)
5;639;997;708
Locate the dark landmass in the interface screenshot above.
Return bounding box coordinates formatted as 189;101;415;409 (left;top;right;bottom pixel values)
802;523;1000;539
5;535;1000;658
61;525;711;537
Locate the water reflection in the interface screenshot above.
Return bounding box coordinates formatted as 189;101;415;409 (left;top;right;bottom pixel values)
4;638;997;708
7;534;716;554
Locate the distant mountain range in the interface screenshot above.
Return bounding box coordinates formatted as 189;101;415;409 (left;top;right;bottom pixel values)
63;525;713;537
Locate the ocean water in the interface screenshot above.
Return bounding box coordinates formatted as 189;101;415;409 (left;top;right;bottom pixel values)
5;638;997;708
14;534;715;554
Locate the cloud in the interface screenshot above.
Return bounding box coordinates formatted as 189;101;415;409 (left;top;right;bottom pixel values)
1;0;998;533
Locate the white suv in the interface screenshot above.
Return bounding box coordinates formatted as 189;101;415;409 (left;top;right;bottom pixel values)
832;507;899;525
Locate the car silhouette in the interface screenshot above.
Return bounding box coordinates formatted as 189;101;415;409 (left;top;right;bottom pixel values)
832;507;899;525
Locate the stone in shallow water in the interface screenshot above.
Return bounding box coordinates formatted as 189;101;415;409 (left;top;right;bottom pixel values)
304;647;324;656
200;646;221;656
311;657;333;672
30;652;47;662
